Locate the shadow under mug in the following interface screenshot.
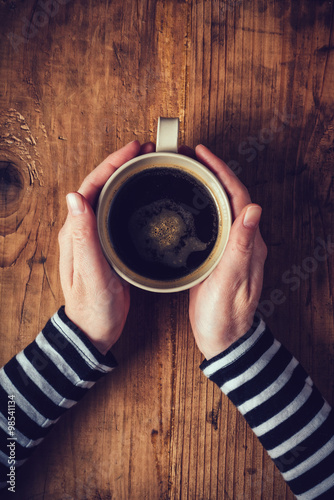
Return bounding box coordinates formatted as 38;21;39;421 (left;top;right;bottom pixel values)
97;117;232;293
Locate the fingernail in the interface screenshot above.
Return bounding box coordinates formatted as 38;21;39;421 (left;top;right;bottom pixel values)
243;205;262;228
66;193;85;216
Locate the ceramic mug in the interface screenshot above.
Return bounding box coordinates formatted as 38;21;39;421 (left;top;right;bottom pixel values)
97;117;232;293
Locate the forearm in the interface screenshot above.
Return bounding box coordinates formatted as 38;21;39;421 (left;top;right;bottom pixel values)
200;315;334;499
0;306;117;489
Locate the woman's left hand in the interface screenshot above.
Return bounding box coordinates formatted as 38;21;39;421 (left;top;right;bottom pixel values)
58;140;154;355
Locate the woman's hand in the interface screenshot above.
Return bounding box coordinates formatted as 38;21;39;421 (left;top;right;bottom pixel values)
58;140;154;355
188;145;268;360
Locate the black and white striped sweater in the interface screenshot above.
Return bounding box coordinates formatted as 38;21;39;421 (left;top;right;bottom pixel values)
1;307;333;498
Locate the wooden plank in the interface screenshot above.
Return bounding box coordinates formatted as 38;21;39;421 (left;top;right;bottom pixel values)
0;1;333;499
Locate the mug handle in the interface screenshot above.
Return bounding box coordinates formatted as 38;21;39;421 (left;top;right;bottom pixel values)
156;117;179;153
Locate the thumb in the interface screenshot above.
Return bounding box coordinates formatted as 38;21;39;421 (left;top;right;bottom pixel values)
216;203;262;277
66;192;108;281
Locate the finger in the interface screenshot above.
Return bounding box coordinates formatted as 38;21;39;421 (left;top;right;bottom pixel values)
214;204;263;282
78;140;141;207
195;144;251;219
178;145;196;159
139;141;155;155
58;213;74;289
66;192;111;286
250;227;268;284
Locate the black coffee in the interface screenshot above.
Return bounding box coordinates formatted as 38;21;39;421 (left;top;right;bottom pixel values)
108;167;218;281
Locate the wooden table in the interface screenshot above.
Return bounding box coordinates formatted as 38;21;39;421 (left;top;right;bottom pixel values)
1;1;333;498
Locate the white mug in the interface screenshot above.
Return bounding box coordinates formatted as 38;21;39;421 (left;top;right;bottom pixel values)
97;117;232;293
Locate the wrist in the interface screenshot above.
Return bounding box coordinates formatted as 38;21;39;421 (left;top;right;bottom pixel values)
85;338;112;356
54;306;118;370
64;305;114;356
200;314;261;360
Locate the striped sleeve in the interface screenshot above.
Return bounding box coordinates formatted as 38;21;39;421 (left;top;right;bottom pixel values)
0;306;117;490
200;315;334;500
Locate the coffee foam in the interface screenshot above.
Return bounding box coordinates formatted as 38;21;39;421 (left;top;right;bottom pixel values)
128;198;208;268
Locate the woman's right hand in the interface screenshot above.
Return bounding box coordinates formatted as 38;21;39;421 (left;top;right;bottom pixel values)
188;145;268;360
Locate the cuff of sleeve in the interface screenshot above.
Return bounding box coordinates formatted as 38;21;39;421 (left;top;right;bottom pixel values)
49;306;118;374
200;313;266;377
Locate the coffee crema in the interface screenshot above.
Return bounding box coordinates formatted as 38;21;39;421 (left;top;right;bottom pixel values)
107;167;219;281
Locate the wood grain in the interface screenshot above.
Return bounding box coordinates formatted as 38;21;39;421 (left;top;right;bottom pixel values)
0;1;333;499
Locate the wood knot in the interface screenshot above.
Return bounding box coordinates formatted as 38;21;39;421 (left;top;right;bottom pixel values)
0;149;39;267
206;399;222;430
0;109;44;268
0;160;25;217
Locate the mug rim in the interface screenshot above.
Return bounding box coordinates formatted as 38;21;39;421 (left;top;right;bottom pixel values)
97;152;232;293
